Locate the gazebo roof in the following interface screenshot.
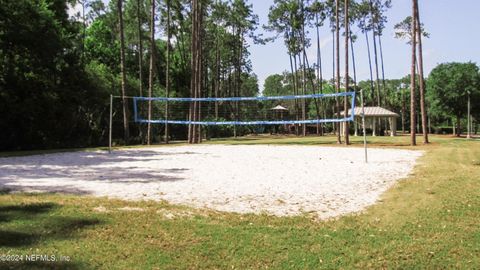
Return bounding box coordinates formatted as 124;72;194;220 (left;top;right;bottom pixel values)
270;105;289;111
341;107;399;117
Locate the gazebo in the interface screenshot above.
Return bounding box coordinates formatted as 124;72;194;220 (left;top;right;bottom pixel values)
270;105;289;134
270;105;289;113
341;107;400;136
270;105;288;120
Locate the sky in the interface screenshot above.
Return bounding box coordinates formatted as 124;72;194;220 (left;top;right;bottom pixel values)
69;1;480;92
247;0;480;92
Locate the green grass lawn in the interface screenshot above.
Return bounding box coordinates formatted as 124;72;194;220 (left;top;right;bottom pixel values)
0;135;479;269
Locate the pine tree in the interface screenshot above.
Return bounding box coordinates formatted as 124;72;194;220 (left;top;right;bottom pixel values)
118;0;130;144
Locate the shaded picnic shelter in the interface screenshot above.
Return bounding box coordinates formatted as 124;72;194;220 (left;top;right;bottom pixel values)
341;107;400;136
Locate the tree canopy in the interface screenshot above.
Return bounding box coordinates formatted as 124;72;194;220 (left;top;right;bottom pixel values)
427;62;480;123
0;0;261;150
1;0;478;150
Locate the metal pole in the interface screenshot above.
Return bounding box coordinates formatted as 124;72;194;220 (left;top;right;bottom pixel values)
467;93;471;139
360;89;368;163
109;94;113;153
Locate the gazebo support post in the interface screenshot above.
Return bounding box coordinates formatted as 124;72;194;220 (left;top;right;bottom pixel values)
390;116;397;136
372;118;376;136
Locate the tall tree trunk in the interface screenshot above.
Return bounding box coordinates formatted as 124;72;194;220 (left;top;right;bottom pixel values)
191;0;198;143
372;37;381;106
118;0;130;144
214;46;220;119
235;33;244;137
189;0;202;143
297;53;304;135
195;1;202;143
349;32;357;90
300;52;306;137
417;111;420;133
344;0;350;145
378;35;387;105
350;31;359;136
214;14;220;119
137;0;143;97
188;0;195;143
415;0;429;144
370;2;382;135
410;0;417;146
364;27;375;104
332;29;336;135
165;0;171;144
335;0;341;144
147;0;155;145
303;49;321;135
379;35;389;133
315;13;324;135
293;50;300;136
300;0;306;136
136;0;144;142
301;73;308;137
197;18;203;143
370;2;381;107
288;51;298;136
176;11;188;71
81;0;86;62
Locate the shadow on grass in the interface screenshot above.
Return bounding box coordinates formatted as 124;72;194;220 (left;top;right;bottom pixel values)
0;202;101;269
0;202;56;224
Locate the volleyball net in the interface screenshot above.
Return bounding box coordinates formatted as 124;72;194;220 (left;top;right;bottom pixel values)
132;92;356;126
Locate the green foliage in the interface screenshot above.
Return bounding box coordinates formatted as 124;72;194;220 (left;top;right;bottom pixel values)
263;74;287;97
85;19;120;70
427;62;480;119
266;0;306;54
241;73;259;97
7;0;477;149
0;0;261;149
394;16;430;45
0;0;108;150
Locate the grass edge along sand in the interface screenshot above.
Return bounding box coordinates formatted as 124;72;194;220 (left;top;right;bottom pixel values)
0;135;479;269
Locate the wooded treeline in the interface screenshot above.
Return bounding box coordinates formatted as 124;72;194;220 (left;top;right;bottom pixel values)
1;0;478;150
263;0;480;145
0;0;260;150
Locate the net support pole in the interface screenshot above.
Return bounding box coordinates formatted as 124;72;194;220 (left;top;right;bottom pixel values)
360;89;368;163
109;94;113;153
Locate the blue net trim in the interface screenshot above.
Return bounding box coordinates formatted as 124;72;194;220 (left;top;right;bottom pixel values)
132;92;356;125
135;117;353;126
133;92;353;102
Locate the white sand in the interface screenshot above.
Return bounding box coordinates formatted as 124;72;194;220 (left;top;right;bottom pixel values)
0;145;423;219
